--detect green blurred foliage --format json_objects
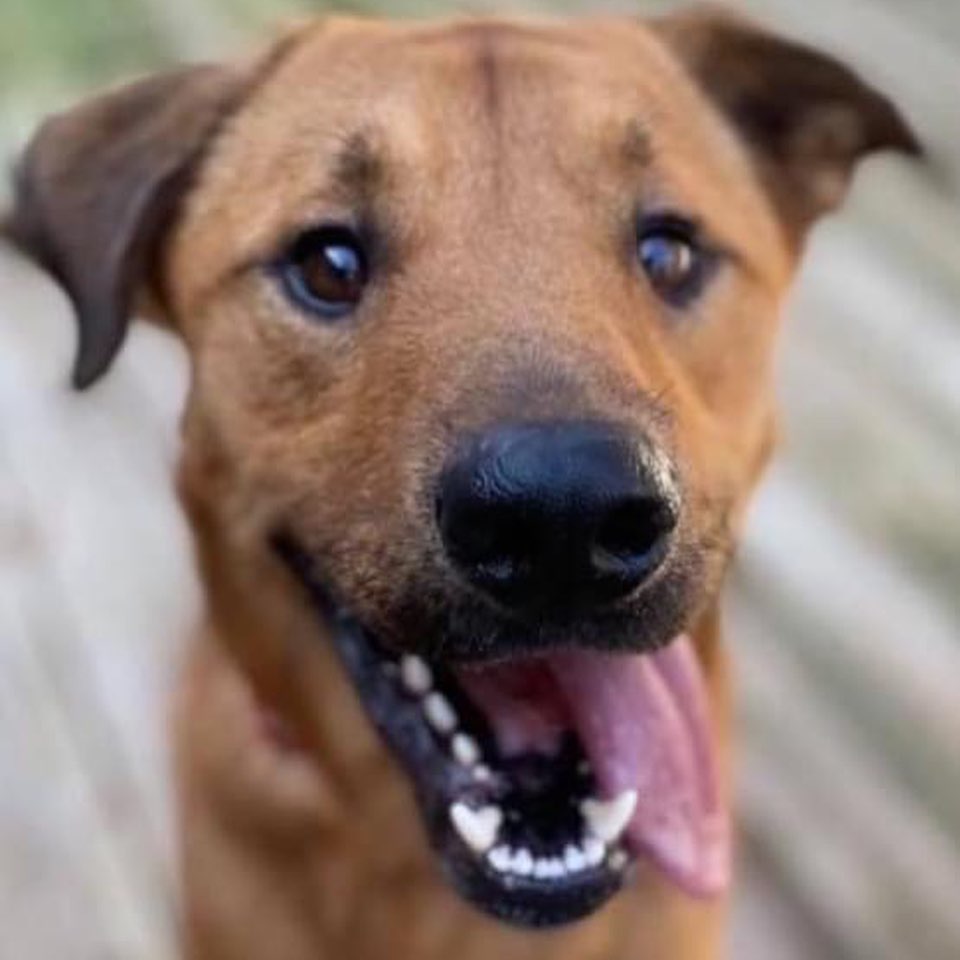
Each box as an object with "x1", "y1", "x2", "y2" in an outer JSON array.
[
  {"x1": 0, "y1": 0, "x2": 676, "y2": 98},
  {"x1": 1, "y1": 0, "x2": 174, "y2": 92}
]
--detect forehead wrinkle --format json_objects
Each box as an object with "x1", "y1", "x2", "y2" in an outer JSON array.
[
  {"x1": 405, "y1": 18, "x2": 583, "y2": 52},
  {"x1": 470, "y1": 28, "x2": 508, "y2": 203},
  {"x1": 474, "y1": 32, "x2": 502, "y2": 128}
]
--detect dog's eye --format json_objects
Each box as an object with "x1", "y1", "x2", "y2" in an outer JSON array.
[
  {"x1": 636, "y1": 217, "x2": 708, "y2": 306},
  {"x1": 280, "y1": 226, "x2": 368, "y2": 319}
]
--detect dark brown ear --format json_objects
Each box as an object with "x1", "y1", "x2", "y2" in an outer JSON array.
[
  {"x1": 652, "y1": 7, "x2": 921, "y2": 243},
  {"x1": 5, "y1": 63, "x2": 254, "y2": 388}
]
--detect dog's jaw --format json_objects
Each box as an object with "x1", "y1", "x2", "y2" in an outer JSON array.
[{"x1": 271, "y1": 534, "x2": 729, "y2": 928}]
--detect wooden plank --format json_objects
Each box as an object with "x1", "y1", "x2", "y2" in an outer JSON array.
[
  {"x1": 731, "y1": 594, "x2": 960, "y2": 960},
  {"x1": 776, "y1": 299, "x2": 960, "y2": 618},
  {"x1": 0, "y1": 447, "x2": 175, "y2": 960},
  {"x1": 0, "y1": 245, "x2": 186, "y2": 958},
  {"x1": 742, "y1": 469, "x2": 960, "y2": 778},
  {"x1": 792, "y1": 221, "x2": 960, "y2": 446}
]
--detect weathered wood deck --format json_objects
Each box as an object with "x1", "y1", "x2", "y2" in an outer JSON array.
[{"x1": 1, "y1": 1, "x2": 958, "y2": 958}]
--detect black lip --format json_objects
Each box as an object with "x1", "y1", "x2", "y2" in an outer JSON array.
[{"x1": 273, "y1": 533, "x2": 631, "y2": 928}]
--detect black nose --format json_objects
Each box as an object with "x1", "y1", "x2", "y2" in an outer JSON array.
[{"x1": 436, "y1": 421, "x2": 679, "y2": 614}]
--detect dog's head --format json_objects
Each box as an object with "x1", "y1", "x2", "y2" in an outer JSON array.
[{"x1": 8, "y1": 9, "x2": 916, "y2": 929}]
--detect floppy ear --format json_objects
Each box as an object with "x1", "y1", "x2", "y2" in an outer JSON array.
[
  {"x1": 652, "y1": 8, "x2": 921, "y2": 244},
  {"x1": 5, "y1": 63, "x2": 255, "y2": 388}
]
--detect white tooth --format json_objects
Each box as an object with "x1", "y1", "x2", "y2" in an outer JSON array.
[
  {"x1": 450, "y1": 803, "x2": 502, "y2": 854},
  {"x1": 489, "y1": 845, "x2": 511, "y2": 872},
  {"x1": 533, "y1": 857, "x2": 553, "y2": 879},
  {"x1": 511, "y1": 848, "x2": 533, "y2": 876},
  {"x1": 545, "y1": 858, "x2": 566, "y2": 878},
  {"x1": 581, "y1": 790, "x2": 638, "y2": 844},
  {"x1": 451, "y1": 733, "x2": 480, "y2": 767},
  {"x1": 577, "y1": 760, "x2": 592, "y2": 776},
  {"x1": 400, "y1": 655, "x2": 432, "y2": 694},
  {"x1": 472, "y1": 764, "x2": 492, "y2": 783},
  {"x1": 583, "y1": 835, "x2": 605, "y2": 867},
  {"x1": 563, "y1": 844, "x2": 587, "y2": 873},
  {"x1": 608, "y1": 848, "x2": 629, "y2": 871},
  {"x1": 424, "y1": 692, "x2": 457, "y2": 734}
]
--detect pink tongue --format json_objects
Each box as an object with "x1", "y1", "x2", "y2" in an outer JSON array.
[{"x1": 458, "y1": 636, "x2": 729, "y2": 898}]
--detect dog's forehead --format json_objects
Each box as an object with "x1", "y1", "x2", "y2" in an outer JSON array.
[
  {"x1": 288, "y1": 16, "x2": 653, "y2": 87},
  {"x1": 249, "y1": 17, "x2": 683, "y2": 167},
  {"x1": 172, "y1": 16, "x2": 786, "y2": 297}
]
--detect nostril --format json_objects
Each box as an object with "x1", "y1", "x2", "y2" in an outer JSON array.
[
  {"x1": 482, "y1": 510, "x2": 538, "y2": 572},
  {"x1": 592, "y1": 497, "x2": 676, "y2": 576},
  {"x1": 437, "y1": 493, "x2": 538, "y2": 586}
]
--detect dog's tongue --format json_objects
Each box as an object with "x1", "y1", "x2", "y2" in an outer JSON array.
[
  {"x1": 457, "y1": 636, "x2": 729, "y2": 897},
  {"x1": 550, "y1": 639, "x2": 730, "y2": 896}
]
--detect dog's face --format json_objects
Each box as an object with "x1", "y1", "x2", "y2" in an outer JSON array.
[
  {"x1": 174, "y1": 17, "x2": 792, "y2": 661},
  {"x1": 9, "y1": 10, "x2": 916, "y2": 930}
]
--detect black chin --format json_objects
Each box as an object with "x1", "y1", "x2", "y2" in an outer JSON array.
[
  {"x1": 274, "y1": 535, "x2": 635, "y2": 929},
  {"x1": 442, "y1": 843, "x2": 624, "y2": 929}
]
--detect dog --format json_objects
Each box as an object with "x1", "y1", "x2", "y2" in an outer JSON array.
[{"x1": 6, "y1": 8, "x2": 917, "y2": 959}]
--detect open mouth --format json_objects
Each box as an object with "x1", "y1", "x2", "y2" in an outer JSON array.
[{"x1": 277, "y1": 538, "x2": 729, "y2": 928}]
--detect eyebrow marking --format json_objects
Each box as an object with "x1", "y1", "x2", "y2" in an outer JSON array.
[
  {"x1": 621, "y1": 119, "x2": 654, "y2": 168},
  {"x1": 331, "y1": 130, "x2": 384, "y2": 201}
]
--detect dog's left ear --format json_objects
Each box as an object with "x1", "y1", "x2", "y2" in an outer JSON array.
[
  {"x1": 652, "y1": 8, "x2": 921, "y2": 244},
  {"x1": 5, "y1": 62, "x2": 255, "y2": 389}
]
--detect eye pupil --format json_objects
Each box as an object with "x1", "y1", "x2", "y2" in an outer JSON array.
[{"x1": 283, "y1": 226, "x2": 368, "y2": 318}]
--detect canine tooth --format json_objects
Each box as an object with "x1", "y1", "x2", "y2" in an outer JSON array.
[
  {"x1": 608, "y1": 848, "x2": 629, "y2": 871},
  {"x1": 451, "y1": 733, "x2": 480, "y2": 767},
  {"x1": 563, "y1": 844, "x2": 587, "y2": 873},
  {"x1": 581, "y1": 789, "x2": 638, "y2": 844},
  {"x1": 511, "y1": 848, "x2": 534, "y2": 876},
  {"x1": 400, "y1": 655, "x2": 432, "y2": 694},
  {"x1": 583, "y1": 836, "x2": 605, "y2": 868},
  {"x1": 489, "y1": 845, "x2": 511, "y2": 872},
  {"x1": 424, "y1": 692, "x2": 457, "y2": 734},
  {"x1": 450, "y1": 803, "x2": 502, "y2": 854}
]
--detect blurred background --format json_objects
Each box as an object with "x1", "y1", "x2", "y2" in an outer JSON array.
[{"x1": 1, "y1": 0, "x2": 958, "y2": 957}]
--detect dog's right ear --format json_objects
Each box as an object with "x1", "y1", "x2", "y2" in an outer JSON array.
[{"x1": 5, "y1": 62, "x2": 256, "y2": 389}]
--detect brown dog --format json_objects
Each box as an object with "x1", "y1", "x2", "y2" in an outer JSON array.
[{"x1": 7, "y1": 8, "x2": 917, "y2": 959}]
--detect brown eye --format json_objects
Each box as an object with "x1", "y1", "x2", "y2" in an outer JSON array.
[
  {"x1": 637, "y1": 216, "x2": 710, "y2": 306},
  {"x1": 281, "y1": 225, "x2": 368, "y2": 319}
]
